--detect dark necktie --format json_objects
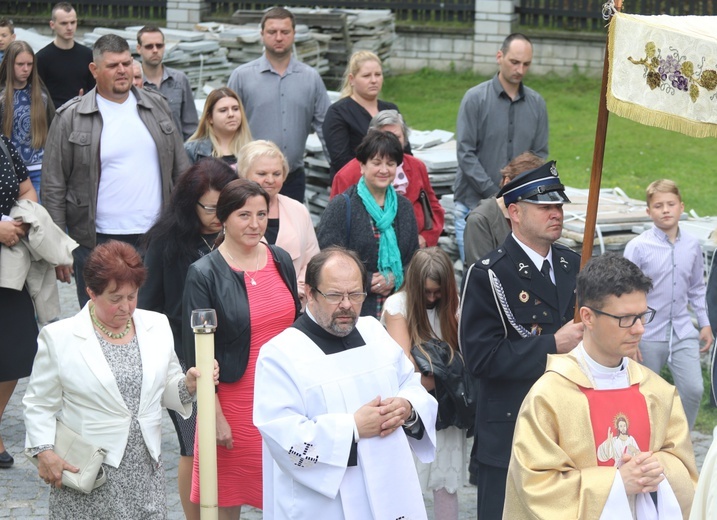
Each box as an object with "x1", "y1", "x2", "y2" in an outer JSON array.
[{"x1": 541, "y1": 259, "x2": 554, "y2": 285}]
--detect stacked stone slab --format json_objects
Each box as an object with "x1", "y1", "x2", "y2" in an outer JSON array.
[{"x1": 231, "y1": 8, "x2": 395, "y2": 89}]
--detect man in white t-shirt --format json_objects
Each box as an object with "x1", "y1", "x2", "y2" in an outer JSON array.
[{"x1": 42, "y1": 34, "x2": 190, "y2": 306}]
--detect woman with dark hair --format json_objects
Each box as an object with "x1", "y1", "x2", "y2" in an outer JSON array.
[
  {"x1": 317, "y1": 130, "x2": 418, "y2": 318},
  {"x1": 185, "y1": 88, "x2": 253, "y2": 167},
  {"x1": 140, "y1": 157, "x2": 236, "y2": 520},
  {"x1": 182, "y1": 178, "x2": 301, "y2": 518},
  {"x1": 0, "y1": 40, "x2": 55, "y2": 196},
  {"x1": 330, "y1": 110, "x2": 444, "y2": 248},
  {"x1": 23, "y1": 241, "x2": 218, "y2": 518},
  {"x1": 382, "y1": 247, "x2": 467, "y2": 520}
]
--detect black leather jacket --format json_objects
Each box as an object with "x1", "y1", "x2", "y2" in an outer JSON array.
[{"x1": 182, "y1": 244, "x2": 301, "y2": 383}]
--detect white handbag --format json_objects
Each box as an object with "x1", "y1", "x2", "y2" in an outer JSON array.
[{"x1": 26, "y1": 420, "x2": 107, "y2": 494}]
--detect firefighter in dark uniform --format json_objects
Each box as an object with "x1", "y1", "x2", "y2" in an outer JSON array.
[{"x1": 460, "y1": 161, "x2": 585, "y2": 519}]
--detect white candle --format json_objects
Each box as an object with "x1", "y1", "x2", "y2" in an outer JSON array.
[{"x1": 192, "y1": 310, "x2": 218, "y2": 520}]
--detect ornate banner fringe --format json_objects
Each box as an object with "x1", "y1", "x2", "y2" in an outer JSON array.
[{"x1": 607, "y1": 12, "x2": 717, "y2": 138}]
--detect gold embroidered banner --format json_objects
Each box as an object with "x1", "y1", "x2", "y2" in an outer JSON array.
[{"x1": 607, "y1": 12, "x2": 717, "y2": 138}]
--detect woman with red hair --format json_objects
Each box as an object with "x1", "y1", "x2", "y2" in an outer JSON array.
[{"x1": 23, "y1": 241, "x2": 218, "y2": 518}]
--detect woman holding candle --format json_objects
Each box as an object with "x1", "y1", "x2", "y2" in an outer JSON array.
[
  {"x1": 237, "y1": 140, "x2": 319, "y2": 306},
  {"x1": 182, "y1": 178, "x2": 301, "y2": 518},
  {"x1": 140, "y1": 157, "x2": 236, "y2": 520},
  {"x1": 23, "y1": 241, "x2": 218, "y2": 518},
  {"x1": 184, "y1": 87, "x2": 253, "y2": 168},
  {"x1": 317, "y1": 130, "x2": 418, "y2": 319}
]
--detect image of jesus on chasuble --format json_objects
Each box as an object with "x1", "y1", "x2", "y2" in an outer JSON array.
[{"x1": 503, "y1": 352, "x2": 697, "y2": 519}]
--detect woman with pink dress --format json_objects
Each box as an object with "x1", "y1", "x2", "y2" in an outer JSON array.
[{"x1": 182, "y1": 178, "x2": 301, "y2": 518}]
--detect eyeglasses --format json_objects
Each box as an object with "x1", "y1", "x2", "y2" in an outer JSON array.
[
  {"x1": 586, "y1": 306, "x2": 656, "y2": 328},
  {"x1": 196, "y1": 201, "x2": 217, "y2": 214},
  {"x1": 142, "y1": 43, "x2": 165, "y2": 50},
  {"x1": 315, "y1": 288, "x2": 367, "y2": 304}
]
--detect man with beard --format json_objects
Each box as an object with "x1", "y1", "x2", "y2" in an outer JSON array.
[
  {"x1": 254, "y1": 246, "x2": 438, "y2": 520},
  {"x1": 41, "y1": 34, "x2": 189, "y2": 306},
  {"x1": 460, "y1": 161, "x2": 584, "y2": 519}
]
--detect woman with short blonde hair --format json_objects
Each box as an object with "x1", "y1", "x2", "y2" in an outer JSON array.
[{"x1": 238, "y1": 140, "x2": 319, "y2": 305}]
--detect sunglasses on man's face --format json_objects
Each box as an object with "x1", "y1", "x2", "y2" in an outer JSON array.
[{"x1": 142, "y1": 43, "x2": 165, "y2": 50}]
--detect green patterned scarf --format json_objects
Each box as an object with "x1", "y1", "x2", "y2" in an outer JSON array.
[{"x1": 357, "y1": 177, "x2": 404, "y2": 287}]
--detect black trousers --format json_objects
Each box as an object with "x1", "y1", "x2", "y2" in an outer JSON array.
[
  {"x1": 72, "y1": 233, "x2": 144, "y2": 307},
  {"x1": 279, "y1": 166, "x2": 306, "y2": 204},
  {"x1": 477, "y1": 462, "x2": 508, "y2": 520}
]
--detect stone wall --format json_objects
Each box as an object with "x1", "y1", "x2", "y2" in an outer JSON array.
[
  {"x1": 389, "y1": 26, "x2": 475, "y2": 72},
  {"x1": 389, "y1": 27, "x2": 606, "y2": 77}
]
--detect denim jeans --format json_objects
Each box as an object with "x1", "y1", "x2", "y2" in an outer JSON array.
[{"x1": 453, "y1": 201, "x2": 470, "y2": 263}]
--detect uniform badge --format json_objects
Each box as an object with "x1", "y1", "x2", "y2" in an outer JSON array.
[
  {"x1": 560, "y1": 256, "x2": 570, "y2": 271},
  {"x1": 550, "y1": 164, "x2": 558, "y2": 176},
  {"x1": 519, "y1": 291, "x2": 529, "y2": 303},
  {"x1": 530, "y1": 324, "x2": 543, "y2": 336},
  {"x1": 518, "y1": 262, "x2": 530, "y2": 276},
  {"x1": 482, "y1": 259, "x2": 490, "y2": 265}
]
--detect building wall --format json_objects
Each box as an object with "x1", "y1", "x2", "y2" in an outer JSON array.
[{"x1": 389, "y1": 26, "x2": 606, "y2": 77}]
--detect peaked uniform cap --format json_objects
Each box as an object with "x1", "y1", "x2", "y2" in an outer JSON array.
[{"x1": 497, "y1": 160, "x2": 571, "y2": 205}]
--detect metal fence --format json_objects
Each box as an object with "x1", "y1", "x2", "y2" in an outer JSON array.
[
  {"x1": 3, "y1": 0, "x2": 715, "y2": 27},
  {"x1": 207, "y1": 1, "x2": 475, "y2": 23},
  {"x1": 0, "y1": 0, "x2": 166, "y2": 20},
  {"x1": 518, "y1": 0, "x2": 717, "y2": 31}
]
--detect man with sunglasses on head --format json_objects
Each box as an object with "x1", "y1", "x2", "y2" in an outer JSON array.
[
  {"x1": 136, "y1": 25, "x2": 198, "y2": 140},
  {"x1": 36, "y1": 2, "x2": 95, "y2": 108},
  {"x1": 460, "y1": 161, "x2": 583, "y2": 519},
  {"x1": 254, "y1": 246, "x2": 437, "y2": 519},
  {"x1": 504, "y1": 253, "x2": 697, "y2": 519}
]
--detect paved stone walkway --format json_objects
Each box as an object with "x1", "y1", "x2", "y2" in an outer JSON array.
[{"x1": 0, "y1": 280, "x2": 714, "y2": 518}]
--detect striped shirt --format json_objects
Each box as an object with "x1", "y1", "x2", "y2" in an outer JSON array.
[{"x1": 623, "y1": 225, "x2": 709, "y2": 341}]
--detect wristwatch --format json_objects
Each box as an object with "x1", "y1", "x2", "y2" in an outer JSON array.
[{"x1": 403, "y1": 404, "x2": 419, "y2": 428}]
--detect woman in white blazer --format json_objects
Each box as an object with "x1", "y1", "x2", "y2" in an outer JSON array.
[
  {"x1": 237, "y1": 140, "x2": 320, "y2": 307},
  {"x1": 23, "y1": 241, "x2": 218, "y2": 518}
]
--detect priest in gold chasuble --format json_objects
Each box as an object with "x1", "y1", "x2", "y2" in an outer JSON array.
[{"x1": 504, "y1": 254, "x2": 697, "y2": 519}]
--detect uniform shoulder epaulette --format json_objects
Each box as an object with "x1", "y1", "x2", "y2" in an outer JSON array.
[
  {"x1": 553, "y1": 242, "x2": 580, "y2": 257},
  {"x1": 475, "y1": 247, "x2": 507, "y2": 269}
]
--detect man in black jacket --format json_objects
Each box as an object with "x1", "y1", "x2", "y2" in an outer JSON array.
[{"x1": 460, "y1": 161, "x2": 584, "y2": 519}]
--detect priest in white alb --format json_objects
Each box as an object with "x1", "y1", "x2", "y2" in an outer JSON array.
[
  {"x1": 254, "y1": 246, "x2": 438, "y2": 520},
  {"x1": 504, "y1": 253, "x2": 697, "y2": 519}
]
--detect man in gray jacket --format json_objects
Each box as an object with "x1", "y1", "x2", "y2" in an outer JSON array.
[{"x1": 41, "y1": 34, "x2": 190, "y2": 306}]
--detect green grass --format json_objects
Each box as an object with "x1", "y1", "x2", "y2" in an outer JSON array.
[
  {"x1": 383, "y1": 69, "x2": 717, "y2": 215},
  {"x1": 383, "y1": 68, "x2": 717, "y2": 433}
]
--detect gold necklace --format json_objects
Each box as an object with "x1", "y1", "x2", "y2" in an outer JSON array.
[
  {"x1": 200, "y1": 234, "x2": 216, "y2": 252},
  {"x1": 90, "y1": 304, "x2": 132, "y2": 339},
  {"x1": 224, "y1": 246, "x2": 260, "y2": 286}
]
